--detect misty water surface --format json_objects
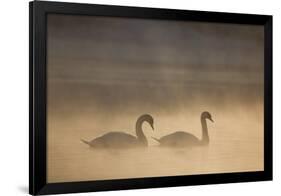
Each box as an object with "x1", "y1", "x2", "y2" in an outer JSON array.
[{"x1": 46, "y1": 14, "x2": 264, "y2": 183}]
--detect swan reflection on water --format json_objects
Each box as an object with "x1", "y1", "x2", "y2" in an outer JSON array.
[
  {"x1": 81, "y1": 111, "x2": 213, "y2": 149},
  {"x1": 81, "y1": 114, "x2": 154, "y2": 148}
]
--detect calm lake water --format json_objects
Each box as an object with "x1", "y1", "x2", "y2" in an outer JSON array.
[
  {"x1": 46, "y1": 15, "x2": 264, "y2": 183},
  {"x1": 47, "y1": 106, "x2": 263, "y2": 183}
]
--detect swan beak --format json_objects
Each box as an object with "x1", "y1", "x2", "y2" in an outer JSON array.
[
  {"x1": 210, "y1": 118, "x2": 214, "y2": 122},
  {"x1": 151, "y1": 124, "x2": 154, "y2": 130}
]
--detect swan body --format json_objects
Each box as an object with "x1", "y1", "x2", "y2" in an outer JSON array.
[
  {"x1": 81, "y1": 114, "x2": 154, "y2": 148},
  {"x1": 153, "y1": 111, "x2": 213, "y2": 147},
  {"x1": 152, "y1": 131, "x2": 200, "y2": 147},
  {"x1": 81, "y1": 132, "x2": 140, "y2": 148}
]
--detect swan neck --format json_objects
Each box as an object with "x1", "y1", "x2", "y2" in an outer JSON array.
[
  {"x1": 136, "y1": 118, "x2": 148, "y2": 146},
  {"x1": 201, "y1": 117, "x2": 209, "y2": 145}
]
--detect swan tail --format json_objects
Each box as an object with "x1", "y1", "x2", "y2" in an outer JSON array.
[
  {"x1": 81, "y1": 139, "x2": 91, "y2": 146},
  {"x1": 151, "y1": 137, "x2": 161, "y2": 143}
]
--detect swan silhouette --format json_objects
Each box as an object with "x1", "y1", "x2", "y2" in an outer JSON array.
[
  {"x1": 81, "y1": 114, "x2": 154, "y2": 148},
  {"x1": 152, "y1": 111, "x2": 213, "y2": 147}
]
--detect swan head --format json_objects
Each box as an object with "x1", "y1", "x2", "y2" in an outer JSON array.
[
  {"x1": 201, "y1": 111, "x2": 214, "y2": 122},
  {"x1": 139, "y1": 114, "x2": 154, "y2": 130}
]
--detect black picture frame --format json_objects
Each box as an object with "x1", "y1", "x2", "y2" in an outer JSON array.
[{"x1": 29, "y1": 1, "x2": 273, "y2": 195}]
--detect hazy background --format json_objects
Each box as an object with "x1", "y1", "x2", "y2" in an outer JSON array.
[{"x1": 47, "y1": 14, "x2": 264, "y2": 183}]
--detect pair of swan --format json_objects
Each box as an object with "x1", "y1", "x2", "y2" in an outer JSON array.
[{"x1": 81, "y1": 112, "x2": 214, "y2": 148}]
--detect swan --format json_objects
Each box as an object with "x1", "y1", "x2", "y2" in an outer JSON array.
[
  {"x1": 81, "y1": 114, "x2": 154, "y2": 148},
  {"x1": 152, "y1": 111, "x2": 213, "y2": 147}
]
